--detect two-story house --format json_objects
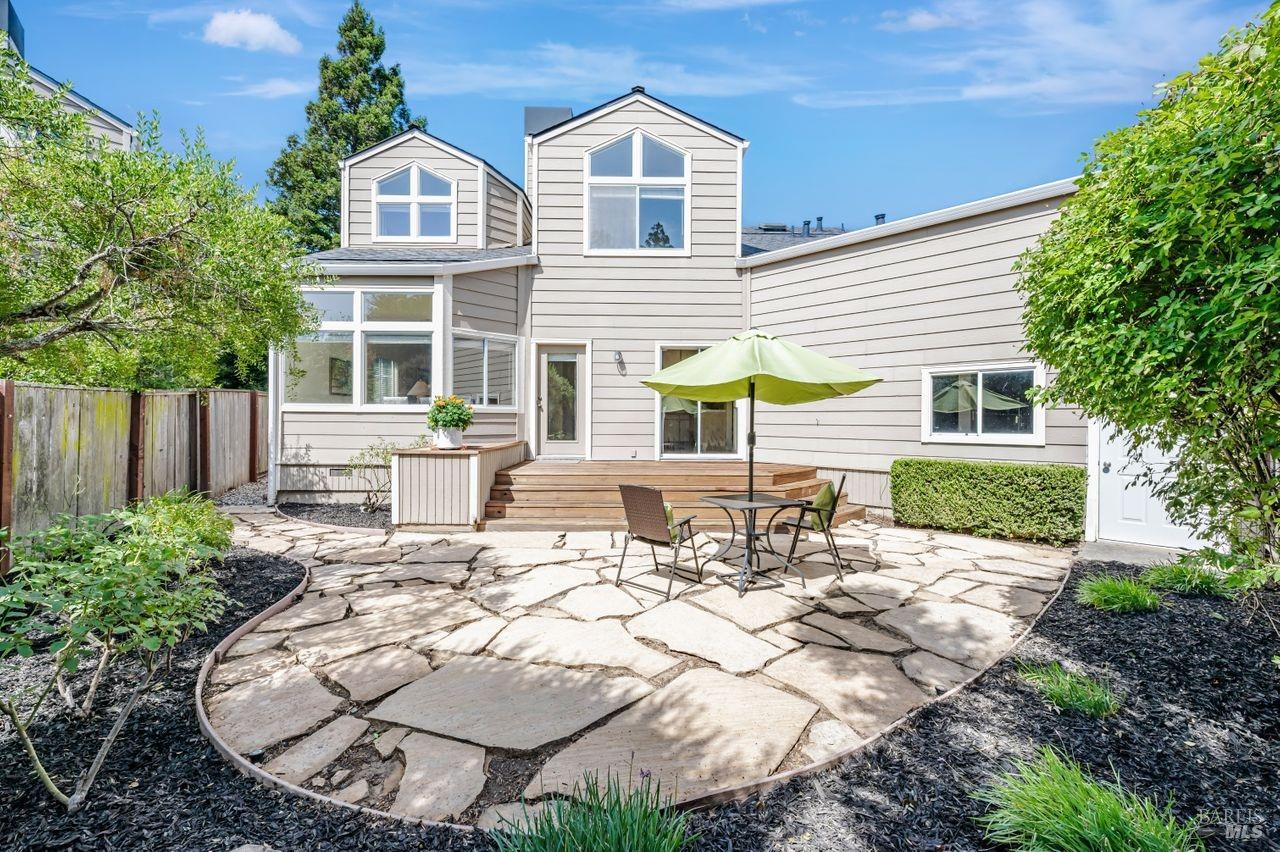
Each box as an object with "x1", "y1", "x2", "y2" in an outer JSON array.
[{"x1": 269, "y1": 86, "x2": 1199, "y2": 551}]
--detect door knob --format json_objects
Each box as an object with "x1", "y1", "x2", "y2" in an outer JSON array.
[{"x1": 1102, "y1": 462, "x2": 1111, "y2": 473}]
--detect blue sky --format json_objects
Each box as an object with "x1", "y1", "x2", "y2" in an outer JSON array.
[{"x1": 25, "y1": 0, "x2": 1266, "y2": 227}]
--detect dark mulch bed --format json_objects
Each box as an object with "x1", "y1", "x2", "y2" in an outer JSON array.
[
  {"x1": 0, "y1": 549, "x2": 486, "y2": 851},
  {"x1": 692, "y1": 560, "x2": 1280, "y2": 851},
  {"x1": 278, "y1": 502, "x2": 390, "y2": 531}
]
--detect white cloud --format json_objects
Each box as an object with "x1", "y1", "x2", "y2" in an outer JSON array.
[
  {"x1": 203, "y1": 9, "x2": 302, "y2": 54},
  {"x1": 741, "y1": 12, "x2": 768, "y2": 33},
  {"x1": 226, "y1": 77, "x2": 311, "y2": 98},
  {"x1": 805, "y1": 0, "x2": 1252, "y2": 110},
  {"x1": 878, "y1": 0, "x2": 991, "y2": 32},
  {"x1": 403, "y1": 42, "x2": 808, "y2": 99}
]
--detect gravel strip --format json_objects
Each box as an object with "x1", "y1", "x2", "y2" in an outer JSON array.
[
  {"x1": 278, "y1": 502, "x2": 391, "y2": 531},
  {"x1": 215, "y1": 478, "x2": 268, "y2": 507},
  {"x1": 691, "y1": 559, "x2": 1280, "y2": 850},
  {"x1": 0, "y1": 549, "x2": 486, "y2": 851}
]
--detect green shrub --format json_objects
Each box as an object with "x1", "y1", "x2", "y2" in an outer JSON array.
[
  {"x1": 1018, "y1": 661, "x2": 1120, "y2": 717},
  {"x1": 975, "y1": 747, "x2": 1203, "y2": 851},
  {"x1": 0, "y1": 491, "x2": 229, "y2": 812},
  {"x1": 1141, "y1": 562, "x2": 1231, "y2": 598},
  {"x1": 889, "y1": 458, "x2": 1086, "y2": 544},
  {"x1": 494, "y1": 772, "x2": 695, "y2": 852},
  {"x1": 1077, "y1": 575, "x2": 1162, "y2": 613}
]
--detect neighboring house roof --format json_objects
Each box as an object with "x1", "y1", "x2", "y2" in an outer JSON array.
[
  {"x1": 305, "y1": 245, "x2": 537, "y2": 276},
  {"x1": 741, "y1": 226, "x2": 847, "y2": 257},
  {"x1": 528, "y1": 86, "x2": 747, "y2": 148},
  {"x1": 343, "y1": 126, "x2": 527, "y2": 200},
  {"x1": 27, "y1": 62, "x2": 133, "y2": 136},
  {"x1": 738, "y1": 177, "x2": 1079, "y2": 269}
]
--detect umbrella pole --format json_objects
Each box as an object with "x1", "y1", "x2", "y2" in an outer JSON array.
[{"x1": 747, "y1": 378, "x2": 756, "y2": 500}]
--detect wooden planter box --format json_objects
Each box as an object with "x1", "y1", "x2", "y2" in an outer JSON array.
[{"x1": 391, "y1": 440, "x2": 527, "y2": 529}]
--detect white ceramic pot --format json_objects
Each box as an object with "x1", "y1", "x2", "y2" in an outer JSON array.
[{"x1": 434, "y1": 427, "x2": 464, "y2": 450}]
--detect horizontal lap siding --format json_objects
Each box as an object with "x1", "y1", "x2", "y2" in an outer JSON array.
[
  {"x1": 532, "y1": 101, "x2": 745, "y2": 460},
  {"x1": 279, "y1": 410, "x2": 519, "y2": 466},
  {"x1": 347, "y1": 137, "x2": 479, "y2": 247},
  {"x1": 486, "y1": 175, "x2": 519, "y2": 247},
  {"x1": 453, "y1": 268, "x2": 519, "y2": 335},
  {"x1": 748, "y1": 199, "x2": 1087, "y2": 495}
]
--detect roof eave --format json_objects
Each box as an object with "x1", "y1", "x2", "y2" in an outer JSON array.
[{"x1": 309, "y1": 254, "x2": 540, "y2": 277}]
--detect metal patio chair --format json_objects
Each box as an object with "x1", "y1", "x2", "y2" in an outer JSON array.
[
  {"x1": 615, "y1": 484, "x2": 704, "y2": 601},
  {"x1": 780, "y1": 474, "x2": 852, "y2": 582}
]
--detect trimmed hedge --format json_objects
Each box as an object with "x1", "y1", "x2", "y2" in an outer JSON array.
[{"x1": 889, "y1": 458, "x2": 1086, "y2": 545}]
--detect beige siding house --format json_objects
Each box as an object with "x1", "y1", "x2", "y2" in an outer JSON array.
[{"x1": 269, "y1": 87, "x2": 1194, "y2": 548}]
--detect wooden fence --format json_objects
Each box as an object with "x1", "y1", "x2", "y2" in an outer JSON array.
[{"x1": 0, "y1": 382, "x2": 268, "y2": 537}]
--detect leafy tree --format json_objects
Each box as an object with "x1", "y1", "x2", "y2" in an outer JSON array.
[
  {"x1": 644, "y1": 222, "x2": 671, "y2": 248},
  {"x1": 1017, "y1": 5, "x2": 1280, "y2": 582},
  {"x1": 267, "y1": 0, "x2": 423, "y2": 251},
  {"x1": 0, "y1": 46, "x2": 316, "y2": 389}
]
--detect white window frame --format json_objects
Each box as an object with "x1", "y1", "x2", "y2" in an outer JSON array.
[
  {"x1": 919, "y1": 361, "x2": 1046, "y2": 446},
  {"x1": 583, "y1": 129, "x2": 692, "y2": 258},
  {"x1": 372, "y1": 162, "x2": 457, "y2": 243},
  {"x1": 282, "y1": 285, "x2": 440, "y2": 412},
  {"x1": 653, "y1": 341, "x2": 746, "y2": 460},
  {"x1": 450, "y1": 330, "x2": 521, "y2": 413}
]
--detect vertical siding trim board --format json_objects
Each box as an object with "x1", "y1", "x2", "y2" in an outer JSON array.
[
  {"x1": 478, "y1": 166, "x2": 488, "y2": 249},
  {"x1": 436, "y1": 275, "x2": 453, "y2": 396}
]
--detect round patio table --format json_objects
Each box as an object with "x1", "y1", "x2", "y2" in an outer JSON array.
[{"x1": 701, "y1": 493, "x2": 805, "y2": 597}]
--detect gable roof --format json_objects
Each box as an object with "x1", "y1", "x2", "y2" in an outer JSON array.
[
  {"x1": 742, "y1": 225, "x2": 846, "y2": 256},
  {"x1": 342, "y1": 126, "x2": 527, "y2": 200},
  {"x1": 527, "y1": 87, "x2": 747, "y2": 148},
  {"x1": 28, "y1": 62, "x2": 133, "y2": 136}
]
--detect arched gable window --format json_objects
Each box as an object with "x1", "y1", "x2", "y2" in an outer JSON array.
[
  {"x1": 375, "y1": 164, "x2": 456, "y2": 240},
  {"x1": 585, "y1": 131, "x2": 689, "y2": 253}
]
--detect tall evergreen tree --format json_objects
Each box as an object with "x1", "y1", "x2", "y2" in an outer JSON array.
[{"x1": 267, "y1": 1, "x2": 422, "y2": 251}]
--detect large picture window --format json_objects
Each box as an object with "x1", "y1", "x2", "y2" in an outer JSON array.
[
  {"x1": 285, "y1": 288, "x2": 434, "y2": 408},
  {"x1": 374, "y1": 164, "x2": 455, "y2": 241},
  {"x1": 586, "y1": 131, "x2": 688, "y2": 253},
  {"x1": 921, "y1": 363, "x2": 1044, "y2": 445},
  {"x1": 452, "y1": 335, "x2": 517, "y2": 407},
  {"x1": 658, "y1": 346, "x2": 738, "y2": 456}
]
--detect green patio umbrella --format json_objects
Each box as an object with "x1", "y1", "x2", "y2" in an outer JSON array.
[
  {"x1": 642, "y1": 329, "x2": 881, "y2": 498},
  {"x1": 931, "y1": 377, "x2": 1025, "y2": 413}
]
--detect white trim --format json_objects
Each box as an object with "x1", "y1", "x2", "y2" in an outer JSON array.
[
  {"x1": 477, "y1": 165, "x2": 488, "y2": 249},
  {"x1": 371, "y1": 162, "x2": 458, "y2": 243},
  {"x1": 1085, "y1": 418, "x2": 1102, "y2": 542},
  {"x1": 918, "y1": 361, "x2": 1046, "y2": 447},
  {"x1": 582, "y1": 128, "x2": 692, "y2": 258},
  {"x1": 468, "y1": 455, "x2": 481, "y2": 526},
  {"x1": 435, "y1": 275, "x2": 452, "y2": 398},
  {"x1": 340, "y1": 163, "x2": 350, "y2": 248},
  {"x1": 738, "y1": 177, "x2": 1079, "y2": 269},
  {"x1": 267, "y1": 347, "x2": 281, "y2": 504},
  {"x1": 531, "y1": 91, "x2": 747, "y2": 149},
  {"x1": 528, "y1": 338, "x2": 592, "y2": 460},
  {"x1": 735, "y1": 144, "x2": 745, "y2": 260},
  {"x1": 390, "y1": 455, "x2": 401, "y2": 526},
  {"x1": 342, "y1": 128, "x2": 528, "y2": 205},
  {"x1": 531, "y1": 143, "x2": 541, "y2": 255},
  {"x1": 652, "y1": 341, "x2": 747, "y2": 461},
  {"x1": 314, "y1": 254, "x2": 537, "y2": 277}
]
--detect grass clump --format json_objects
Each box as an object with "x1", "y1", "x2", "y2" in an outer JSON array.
[
  {"x1": 1077, "y1": 574, "x2": 1162, "y2": 612},
  {"x1": 1141, "y1": 562, "x2": 1231, "y2": 598},
  {"x1": 1018, "y1": 661, "x2": 1120, "y2": 717},
  {"x1": 493, "y1": 772, "x2": 695, "y2": 852},
  {"x1": 975, "y1": 747, "x2": 1203, "y2": 851}
]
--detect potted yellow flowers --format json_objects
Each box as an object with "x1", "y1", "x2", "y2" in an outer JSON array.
[{"x1": 426, "y1": 395, "x2": 474, "y2": 449}]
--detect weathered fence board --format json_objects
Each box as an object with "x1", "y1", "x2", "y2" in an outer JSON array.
[{"x1": 0, "y1": 382, "x2": 269, "y2": 540}]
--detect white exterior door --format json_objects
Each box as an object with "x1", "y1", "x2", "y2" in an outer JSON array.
[
  {"x1": 1097, "y1": 425, "x2": 1202, "y2": 549},
  {"x1": 537, "y1": 345, "x2": 587, "y2": 457}
]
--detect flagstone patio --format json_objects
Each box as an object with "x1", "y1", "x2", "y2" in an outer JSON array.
[{"x1": 203, "y1": 506, "x2": 1072, "y2": 826}]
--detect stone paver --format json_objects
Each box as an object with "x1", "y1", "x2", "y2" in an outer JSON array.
[
  {"x1": 343, "y1": 584, "x2": 452, "y2": 614},
  {"x1": 901, "y1": 651, "x2": 977, "y2": 692},
  {"x1": 367, "y1": 562, "x2": 471, "y2": 585},
  {"x1": 959, "y1": 583, "x2": 1048, "y2": 617},
  {"x1": 802, "y1": 719, "x2": 864, "y2": 763},
  {"x1": 398, "y1": 544, "x2": 483, "y2": 564},
  {"x1": 477, "y1": 801, "x2": 552, "y2": 832},
  {"x1": 288, "y1": 598, "x2": 489, "y2": 665},
  {"x1": 690, "y1": 584, "x2": 813, "y2": 631},
  {"x1": 821, "y1": 596, "x2": 873, "y2": 615},
  {"x1": 470, "y1": 565, "x2": 599, "y2": 612},
  {"x1": 555, "y1": 583, "x2": 644, "y2": 620},
  {"x1": 263, "y1": 715, "x2": 369, "y2": 784},
  {"x1": 800, "y1": 612, "x2": 911, "y2": 653},
  {"x1": 924, "y1": 576, "x2": 979, "y2": 598},
  {"x1": 225, "y1": 630, "x2": 288, "y2": 658},
  {"x1": 207, "y1": 665, "x2": 343, "y2": 754},
  {"x1": 839, "y1": 573, "x2": 918, "y2": 601},
  {"x1": 374, "y1": 727, "x2": 410, "y2": 758},
  {"x1": 764, "y1": 646, "x2": 928, "y2": 737},
  {"x1": 489, "y1": 616, "x2": 678, "y2": 677},
  {"x1": 628, "y1": 601, "x2": 785, "y2": 673},
  {"x1": 529, "y1": 668, "x2": 817, "y2": 803},
  {"x1": 334, "y1": 779, "x2": 369, "y2": 804},
  {"x1": 431, "y1": 616, "x2": 508, "y2": 654},
  {"x1": 369, "y1": 656, "x2": 653, "y2": 750},
  {"x1": 323, "y1": 646, "x2": 433, "y2": 702},
  {"x1": 976, "y1": 558, "x2": 1065, "y2": 581},
  {"x1": 210, "y1": 648, "x2": 294, "y2": 686},
  {"x1": 956, "y1": 570, "x2": 1060, "y2": 593},
  {"x1": 258, "y1": 596, "x2": 348, "y2": 632},
  {"x1": 333, "y1": 546, "x2": 401, "y2": 564},
  {"x1": 471, "y1": 548, "x2": 579, "y2": 571},
  {"x1": 876, "y1": 601, "x2": 1021, "y2": 669},
  {"x1": 773, "y1": 620, "x2": 849, "y2": 648},
  {"x1": 392, "y1": 733, "x2": 486, "y2": 821}
]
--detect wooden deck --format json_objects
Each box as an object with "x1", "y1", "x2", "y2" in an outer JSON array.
[{"x1": 479, "y1": 460, "x2": 864, "y2": 531}]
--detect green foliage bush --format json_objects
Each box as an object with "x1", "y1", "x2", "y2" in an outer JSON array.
[
  {"x1": 494, "y1": 772, "x2": 695, "y2": 852},
  {"x1": 1018, "y1": 661, "x2": 1121, "y2": 718},
  {"x1": 1076, "y1": 575, "x2": 1162, "y2": 613},
  {"x1": 0, "y1": 491, "x2": 229, "y2": 811},
  {"x1": 975, "y1": 747, "x2": 1203, "y2": 851},
  {"x1": 1141, "y1": 562, "x2": 1231, "y2": 598},
  {"x1": 889, "y1": 458, "x2": 1086, "y2": 544}
]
